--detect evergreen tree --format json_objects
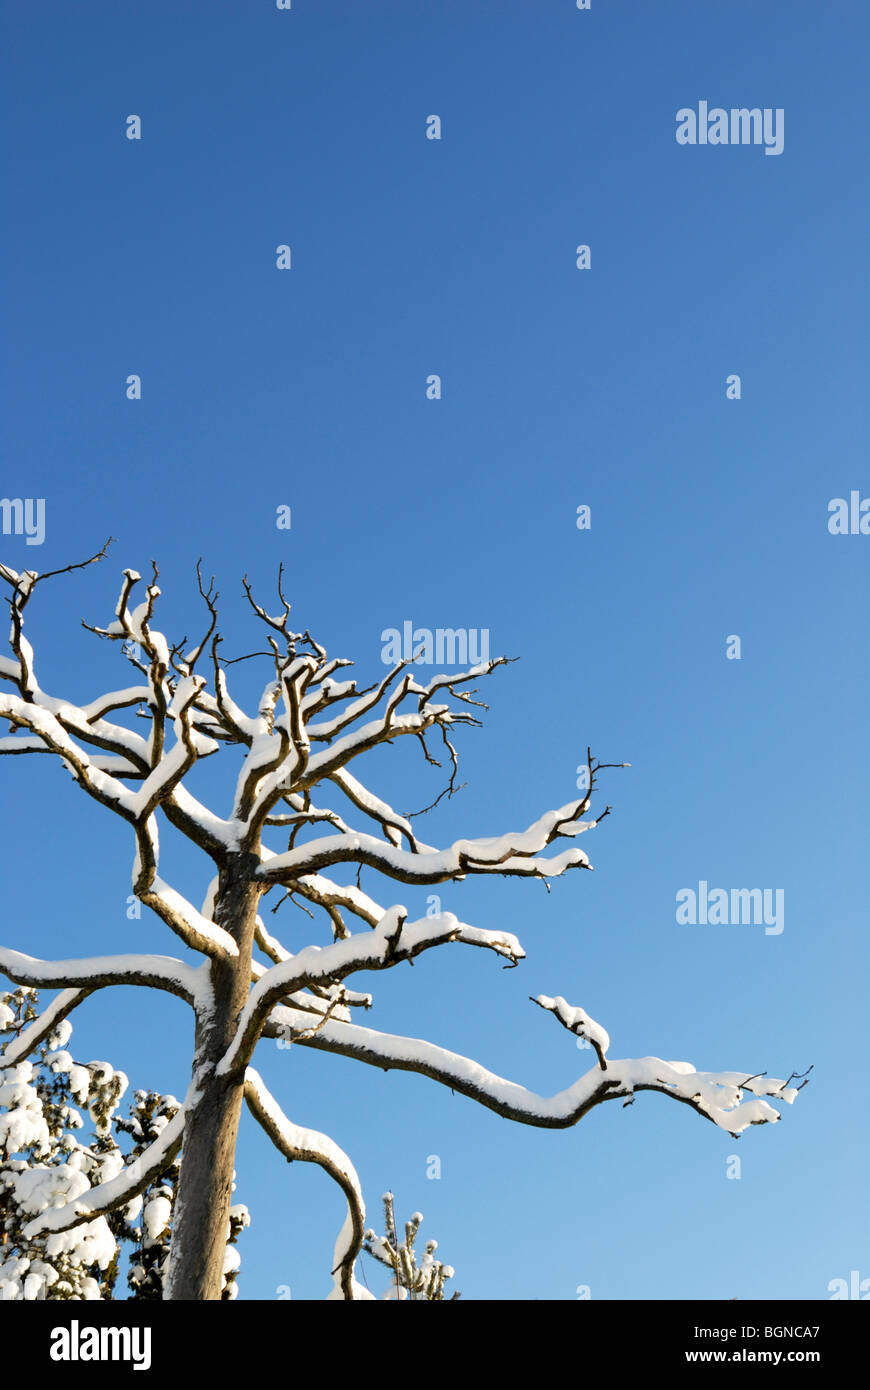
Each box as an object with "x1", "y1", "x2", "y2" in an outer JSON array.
[{"x1": 0, "y1": 987, "x2": 248, "y2": 1300}]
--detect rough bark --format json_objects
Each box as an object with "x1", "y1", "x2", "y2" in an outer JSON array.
[{"x1": 164, "y1": 855, "x2": 260, "y2": 1300}]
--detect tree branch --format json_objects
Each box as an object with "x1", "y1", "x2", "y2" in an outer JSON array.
[
  {"x1": 243, "y1": 1068, "x2": 372, "y2": 1300},
  {"x1": 267, "y1": 1009, "x2": 805, "y2": 1137}
]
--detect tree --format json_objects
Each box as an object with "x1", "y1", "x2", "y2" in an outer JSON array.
[
  {"x1": 0, "y1": 987, "x2": 248, "y2": 1300},
  {"x1": 0, "y1": 986, "x2": 124, "y2": 1301},
  {"x1": 363, "y1": 1193, "x2": 458, "y2": 1300},
  {"x1": 0, "y1": 547, "x2": 809, "y2": 1300}
]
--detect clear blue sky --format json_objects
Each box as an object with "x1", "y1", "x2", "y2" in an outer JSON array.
[{"x1": 1, "y1": 0, "x2": 867, "y2": 1300}]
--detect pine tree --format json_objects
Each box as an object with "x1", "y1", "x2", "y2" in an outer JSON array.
[
  {"x1": 0, "y1": 987, "x2": 248, "y2": 1300},
  {"x1": 363, "y1": 1193, "x2": 458, "y2": 1300}
]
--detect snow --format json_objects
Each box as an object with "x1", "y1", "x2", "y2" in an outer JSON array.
[
  {"x1": 162, "y1": 784, "x2": 238, "y2": 849},
  {"x1": 220, "y1": 909, "x2": 470, "y2": 1076},
  {"x1": 126, "y1": 598, "x2": 171, "y2": 671},
  {"x1": 141, "y1": 880, "x2": 239, "y2": 958},
  {"x1": 0, "y1": 1067, "x2": 51, "y2": 1156},
  {"x1": 535, "y1": 995, "x2": 611, "y2": 1056},
  {"x1": 22, "y1": 1099, "x2": 186, "y2": 1240},
  {"x1": 68, "y1": 1066, "x2": 91, "y2": 1104},
  {"x1": 227, "y1": 907, "x2": 525, "y2": 1076},
  {"x1": 98, "y1": 1150, "x2": 125, "y2": 1184},
  {"x1": 456, "y1": 923, "x2": 525, "y2": 962},
  {"x1": 1, "y1": 1255, "x2": 61, "y2": 1303},
  {"x1": 1, "y1": 566, "x2": 808, "y2": 1298},
  {"x1": 0, "y1": 953, "x2": 206, "y2": 1066},
  {"x1": 80, "y1": 685, "x2": 150, "y2": 722},
  {"x1": 44, "y1": 1049, "x2": 74, "y2": 1074},
  {"x1": 87, "y1": 1061, "x2": 114, "y2": 1085},
  {"x1": 46, "y1": 1018, "x2": 72, "y2": 1049},
  {"x1": 1, "y1": 989, "x2": 83, "y2": 1068},
  {"x1": 330, "y1": 767, "x2": 417, "y2": 844},
  {"x1": 214, "y1": 669, "x2": 261, "y2": 740},
  {"x1": 293, "y1": 869, "x2": 386, "y2": 926},
  {"x1": 244, "y1": 1068, "x2": 375, "y2": 1301},
  {"x1": 257, "y1": 825, "x2": 590, "y2": 886},
  {"x1": 265, "y1": 1005, "x2": 798, "y2": 1137},
  {"x1": 13, "y1": 1162, "x2": 92, "y2": 1214},
  {"x1": 142, "y1": 1194, "x2": 172, "y2": 1240}
]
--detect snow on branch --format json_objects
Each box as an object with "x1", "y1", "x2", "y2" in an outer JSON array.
[
  {"x1": 0, "y1": 691, "x2": 142, "y2": 821},
  {"x1": 138, "y1": 878, "x2": 239, "y2": 960},
  {"x1": 20, "y1": 1098, "x2": 185, "y2": 1240},
  {"x1": 303, "y1": 657, "x2": 420, "y2": 742},
  {"x1": 3, "y1": 559, "x2": 607, "y2": 903},
  {"x1": 266, "y1": 1007, "x2": 806, "y2": 1138},
  {"x1": 254, "y1": 816, "x2": 596, "y2": 889},
  {"x1": 0, "y1": 953, "x2": 204, "y2": 1067},
  {"x1": 226, "y1": 908, "x2": 524, "y2": 1077},
  {"x1": 0, "y1": 988, "x2": 91, "y2": 1066},
  {"x1": 0, "y1": 948, "x2": 202, "y2": 1004},
  {"x1": 327, "y1": 767, "x2": 420, "y2": 850},
  {"x1": 1, "y1": 556, "x2": 807, "y2": 1297},
  {"x1": 532, "y1": 994, "x2": 611, "y2": 1069},
  {"x1": 274, "y1": 869, "x2": 387, "y2": 929},
  {"x1": 363, "y1": 1193, "x2": 457, "y2": 1300},
  {"x1": 220, "y1": 908, "x2": 485, "y2": 1077},
  {"x1": 243, "y1": 1068, "x2": 373, "y2": 1300}
]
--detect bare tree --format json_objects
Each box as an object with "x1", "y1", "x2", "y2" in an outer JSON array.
[{"x1": 0, "y1": 547, "x2": 809, "y2": 1300}]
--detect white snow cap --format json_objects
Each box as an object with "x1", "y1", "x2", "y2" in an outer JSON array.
[
  {"x1": 142, "y1": 1194, "x2": 172, "y2": 1241},
  {"x1": 47, "y1": 1019, "x2": 73, "y2": 1050},
  {"x1": 535, "y1": 995, "x2": 611, "y2": 1056}
]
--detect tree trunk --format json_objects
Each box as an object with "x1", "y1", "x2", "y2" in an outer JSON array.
[{"x1": 164, "y1": 857, "x2": 260, "y2": 1300}]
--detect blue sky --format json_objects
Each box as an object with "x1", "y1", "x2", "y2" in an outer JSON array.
[{"x1": 1, "y1": 0, "x2": 867, "y2": 1300}]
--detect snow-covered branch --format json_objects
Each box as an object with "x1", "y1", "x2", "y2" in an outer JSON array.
[
  {"x1": 220, "y1": 908, "x2": 474, "y2": 1077},
  {"x1": 137, "y1": 878, "x2": 239, "y2": 960},
  {"x1": 243, "y1": 1068, "x2": 372, "y2": 1300},
  {"x1": 255, "y1": 801, "x2": 599, "y2": 889},
  {"x1": 0, "y1": 988, "x2": 91, "y2": 1066},
  {"x1": 20, "y1": 1101, "x2": 186, "y2": 1240},
  {"x1": 267, "y1": 1005, "x2": 804, "y2": 1137},
  {"x1": 0, "y1": 691, "x2": 142, "y2": 821},
  {"x1": 0, "y1": 953, "x2": 204, "y2": 1067},
  {"x1": 0, "y1": 948, "x2": 202, "y2": 1005},
  {"x1": 1, "y1": 556, "x2": 805, "y2": 1299},
  {"x1": 531, "y1": 994, "x2": 611, "y2": 1069}
]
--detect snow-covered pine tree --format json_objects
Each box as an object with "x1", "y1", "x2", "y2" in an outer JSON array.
[
  {"x1": 0, "y1": 987, "x2": 248, "y2": 1300},
  {"x1": 0, "y1": 547, "x2": 809, "y2": 1299},
  {"x1": 363, "y1": 1193, "x2": 458, "y2": 1300},
  {"x1": 0, "y1": 986, "x2": 122, "y2": 1300}
]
